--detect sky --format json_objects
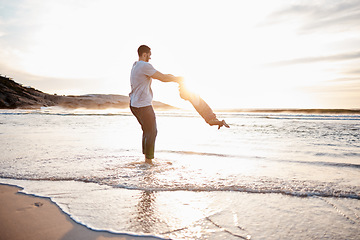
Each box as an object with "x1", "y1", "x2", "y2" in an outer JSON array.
[{"x1": 0, "y1": 0, "x2": 359, "y2": 109}]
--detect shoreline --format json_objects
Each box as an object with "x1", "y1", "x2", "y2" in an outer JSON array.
[
  {"x1": 1, "y1": 178, "x2": 359, "y2": 239},
  {"x1": 0, "y1": 184, "x2": 161, "y2": 240}
]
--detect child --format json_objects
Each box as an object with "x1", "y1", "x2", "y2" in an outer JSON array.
[{"x1": 178, "y1": 82, "x2": 230, "y2": 129}]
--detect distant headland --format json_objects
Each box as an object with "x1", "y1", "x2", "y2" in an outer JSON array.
[
  {"x1": 0, "y1": 75, "x2": 174, "y2": 110},
  {"x1": 1, "y1": 74, "x2": 359, "y2": 114}
]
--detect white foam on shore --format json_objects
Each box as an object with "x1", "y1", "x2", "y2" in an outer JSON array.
[{"x1": 1, "y1": 178, "x2": 360, "y2": 240}]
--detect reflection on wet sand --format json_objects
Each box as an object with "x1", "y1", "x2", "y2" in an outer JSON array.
[
  {"x1": 134, "y1": 190, "x2": 158, "y2": 233},
  {"x1": 129, "y1": 169, "x2": 166, "y2": 233}
]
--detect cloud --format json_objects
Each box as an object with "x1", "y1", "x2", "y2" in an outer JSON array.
[
  {"x1": 263, "y1": 0, "x2": 360, "y2": 34},
  {"x1": 301, "y1": 80, "x2": 360, "y2": 108},
  {"x1": 330, "y1": 77, "x2": 360, "y2": 83},
  {"x1": 344, "y1": 69, "x2": 360, "y2": 75},
  {"x1": 267, "y1": 51, "x2": 360, "y2": 66},
  {"x1": 309, "y1": 81, "x2": 360, "y2": 93}
]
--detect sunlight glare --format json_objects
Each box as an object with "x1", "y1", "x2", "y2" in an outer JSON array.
[{"x1": 5, "y1": 0, "x2": 357, "y2": 109}]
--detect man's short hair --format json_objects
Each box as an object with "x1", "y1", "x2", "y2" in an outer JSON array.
[{"x1": 138, "y1": 45, "x2": 151, "y2": 57}]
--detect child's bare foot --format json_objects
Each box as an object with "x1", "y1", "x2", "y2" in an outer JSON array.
[
  {"x1": 221, "y1": 120, "x2": 230, "y2": 129},
  {"x1": 207, "y1": 119, "x2": 230, "y2": 129}
]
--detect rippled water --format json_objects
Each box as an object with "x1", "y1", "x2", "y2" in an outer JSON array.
[{"x1": 1, "y1": 108, "x2": 359, "y2": 239}]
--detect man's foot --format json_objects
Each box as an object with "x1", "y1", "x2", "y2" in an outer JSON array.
[{"x1": 145, "y1": 158, "x2": 154, "y2": 165}]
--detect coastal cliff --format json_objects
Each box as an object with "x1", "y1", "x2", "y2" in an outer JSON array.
[{"x1": 0, "y1": 75, "x2": 173, "y2": 109}]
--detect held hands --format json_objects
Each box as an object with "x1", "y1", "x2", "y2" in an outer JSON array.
[
  {"x1": 177, "y1": 80, "x2": 193, "y2": 101},
  {"x1": 173, "y1": 75, "x2": 184, "y2": 84},
  {"x1": 176, "y1": 76, "x2": 184, "y2": 84},
  {"x1": 158, "y1": 74, "x2": 183, "y2": 83},
  {"x1": 165, "y1": 74, "x2": 183, "y2": 83}
]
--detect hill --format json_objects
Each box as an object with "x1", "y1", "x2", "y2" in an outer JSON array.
[{"x1": 0, "y1": 75, "x2": 174, "y2": 110}]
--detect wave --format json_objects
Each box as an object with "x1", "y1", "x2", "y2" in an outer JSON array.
[
  {"x1": 220, "y1": 108, "x2": 360, "y2": 114},
  {"x1": 263, "y1": 115, "x2": 360, "y2": 121},
  {"x1": 1, "y1": 175, "x2": 359, "y2": 200},
  {"x1": 112, "y1": 183, "x2": 360, "y2": 200},
  {"x1": 0, "y1": 109, "x2": 133, "y2": 117},
  {"x1": 159, "y1": 150, "x2": 360, "y2": 169},
  {"x1": 220, "y1": 113, "x2": 360, "y2": 121},
  {"x1": 1, "y1": 109, "x2": 360, "y2": 120}
]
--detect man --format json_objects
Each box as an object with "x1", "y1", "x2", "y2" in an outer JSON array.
[{"x1": 129, "y1": 45, "x2": 183, "y2": 165}]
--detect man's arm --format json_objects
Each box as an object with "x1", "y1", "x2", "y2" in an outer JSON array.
[{"x1": 151, "y1": 71, "x2": 182, "y2": 83}]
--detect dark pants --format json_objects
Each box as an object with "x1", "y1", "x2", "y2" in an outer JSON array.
[{"x1": 130, "y1": 105, "x2": 157, "y2": 159}]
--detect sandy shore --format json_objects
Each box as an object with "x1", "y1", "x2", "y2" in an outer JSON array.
[{"x1": 0, "y1": 184, "x2": 159, "y2": 240}]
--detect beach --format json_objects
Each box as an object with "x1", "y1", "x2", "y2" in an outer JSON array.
[
  {"x1": 0, "y1": 184, "x2": 157, "y2": 240},
  {"x1": 1, "y1": 180, "x2": 359, "y2": 240},
  {"x1": 0, "y1": 108, "x2": 359, "y2": 239}
]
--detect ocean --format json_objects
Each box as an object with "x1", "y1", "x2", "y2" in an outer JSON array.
[{"x1": 1, "y1": 108, "x2": 359, "y2": 239}]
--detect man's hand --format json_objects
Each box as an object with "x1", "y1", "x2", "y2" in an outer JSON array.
[
  {"x1": 167, "y1": 74, "x2": 184, "y2": 83},
  {"x1": 151, "y1": 72, "x2": 183, "y2": 83}
]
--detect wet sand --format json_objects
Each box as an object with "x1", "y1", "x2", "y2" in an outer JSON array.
[{"x1": 0, "y1": 184, "x2": 159, "y2": 240}]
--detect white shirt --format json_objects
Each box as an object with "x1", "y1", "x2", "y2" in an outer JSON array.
[{"x1": 129, "y1": 61, "x2": 157, "y2": 107}]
